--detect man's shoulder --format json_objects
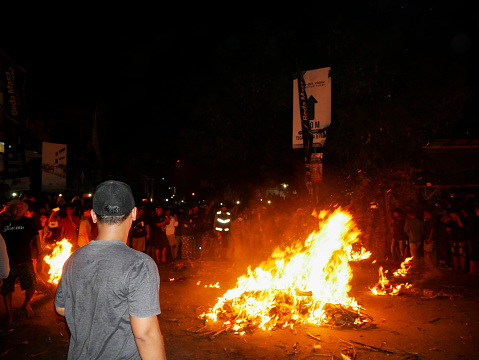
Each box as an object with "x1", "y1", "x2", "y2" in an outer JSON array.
[{"x1": 72, "y1": 241, "x2": 155, "y2": 264}]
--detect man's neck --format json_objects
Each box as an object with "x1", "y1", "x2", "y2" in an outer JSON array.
[{"x1": 96, "y1": 222, "x2": 130, "y2": 244}]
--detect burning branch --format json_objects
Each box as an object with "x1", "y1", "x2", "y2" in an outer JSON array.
[{"x1": 370, "y1": 258, "x2": 413, "y2": 296}]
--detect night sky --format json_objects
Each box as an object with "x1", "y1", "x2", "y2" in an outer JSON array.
[{"x1": 2, "y1": 3, "x2": 478, "y2": 195}]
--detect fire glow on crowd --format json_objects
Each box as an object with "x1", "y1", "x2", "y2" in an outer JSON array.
[{"x1": 43, "y1": 207, "x2": 416, "y2": 333}]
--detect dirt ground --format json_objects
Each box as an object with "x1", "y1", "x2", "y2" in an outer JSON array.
[{"x1": 1, "y1": 254, "x2": 478, "y2": 360}]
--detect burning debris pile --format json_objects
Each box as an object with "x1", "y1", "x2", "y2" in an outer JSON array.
[
  {"x1": 370, "y1": 257, "x2": 464, "y2": 299},
  {"x1": 369, "y1": 257, "x2": 414, "y2": 296},
  {"x1": 200, "y1": 209, "x2": 373, "y2": 334}
]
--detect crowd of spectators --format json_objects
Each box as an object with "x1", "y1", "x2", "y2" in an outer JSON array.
[
  {"x1": 0, "y1": 191, "x2": 318, "y2": 268},
  {"x1": 3, "y1": 189, "x2": 477, "y2": 281},
  {"x1": 390, "y1": 196, "x2": 479, "y2": 274},
  {"x1": 1, "y1": 193, "x2": 96, "y2": 252},
  {"x1": 128, "y1": 197, "x2": 319, "y2": 264}
]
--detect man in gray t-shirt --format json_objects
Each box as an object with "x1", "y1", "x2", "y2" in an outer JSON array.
[{"x1": 55, "y1": 181, "x2": 166, "y2": 359}]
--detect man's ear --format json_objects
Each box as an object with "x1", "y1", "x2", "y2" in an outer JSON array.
[
  {"x1": 131, "y1": 207, "x2": 137, "y2": 222},
  {"x1": 91, "y1": 209, "x2": 98, "y2": 224}
]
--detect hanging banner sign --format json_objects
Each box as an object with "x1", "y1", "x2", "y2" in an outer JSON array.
[
  {"x1": 292, "y1": 67, "x2": 331, "y2": 149},
  {"x1": 1, "y1": 50, "x2": 27, "y2": 126},
  {"x1": 296, "y1": 64, "x2": 314, "y2": 194}
]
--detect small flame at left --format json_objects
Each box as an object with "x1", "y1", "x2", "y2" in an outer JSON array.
[{"x1": 44, "y1": 239, "x2": 73, "y2": 285}]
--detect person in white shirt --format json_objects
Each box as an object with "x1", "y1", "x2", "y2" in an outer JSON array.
[{"x1": 164, "y1": 209, "x2": 178, "y2": 260}]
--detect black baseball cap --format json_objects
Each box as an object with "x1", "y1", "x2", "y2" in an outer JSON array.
[{"x1": 93, "y1": 180, "x2": 135, "y2": 216}]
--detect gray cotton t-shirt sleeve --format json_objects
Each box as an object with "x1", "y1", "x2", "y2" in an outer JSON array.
[
  {"x1": 54, "y1": 277, "x2": 65, "y2": 308},
  {"x1": 54, "y1": 261, "x2": 68, "y2": 309},
  {"x1": 127, "y1": 257, "x2": 161, "y2": 318}
]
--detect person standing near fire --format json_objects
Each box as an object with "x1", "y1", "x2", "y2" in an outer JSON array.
[
  {"x1": 130, "y1": 206, "x2": 149, "y2": 253},
  {"x1": 1, "y1": 199, "x2": 42, "y2": 322},
  {"x1": 404, "y1": 209, "x2": 424, "y2": 265},
  {"x1": 447, "y1": 209, "x2": 466, "y2": 271},
  {"x1": 55, "y1": 180, "x2": 166, "y2": 359},
  {"x1": 59, "y1": 205, "x2": 80, "y2": 249},
  {"x1": 391, "y1": 209, "x2": 407, "y2": 260},
  {"x1": 77, "y1": 204, "x2": 94, "y2": 247},
  {"x1": 164, "y1": 208, "x2": 177, "y2": 260},
  {"x1": 214, "y1": 205, "x2": 232, "y2": 260},
  {"x1": 151, "y1": 206, "x2": 169, "y2": 263}
]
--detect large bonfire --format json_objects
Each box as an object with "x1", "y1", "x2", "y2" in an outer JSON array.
[{"x1": 201, "y1": 208, "x2": 373, "y2": 333}]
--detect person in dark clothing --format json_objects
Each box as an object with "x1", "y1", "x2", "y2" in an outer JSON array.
[
  {"x1": 391, "y1": 209, "x2": 407, "y2": 260},
  {"x1": 437, "y1": 212, "x2": 452, "y2": 268},
  {"x1": 130, "y1": 206, "x2": 149, "y2": 252},
  {"x1": 1, "y1": 200, "x2": 42, "y2": 323},
  {"x1": 404, "y1": 210, "x2": 424, "y2": 265},
  {"x1": 150, "y1": 207, "x2": 169, "y2": 263},
  {"x1": 468, "y1": 205, "x2": 479, "y2": 274},
  {"x1": 423, "y1": 209, "x2": 437, "y2": 266},
  {"x1": 447, "y1": 210, "x2": 466, "y2": 271},
  {"x1": 180, "y1": 207, "x2": 195, "y2": 259},
  {"x1": 190, "y1": 205, "x2": 202, "y2": 258}
]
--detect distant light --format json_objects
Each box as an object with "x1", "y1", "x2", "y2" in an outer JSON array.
[
  {"x1": 59, "y1": 194, "x2": 62, "y2": 197},
  {"x1": 267, "y1": 200, "x2": 271, "y2": 204},
  {"x1": 236, "y1": 200, "x2": 240, "y2": 204},
  {"x1": 12, "y1": 192, "x2": 17, "y2": 197},
  {"x1": 192, "y1": 192, "x2": 195, "y2": 196},
  {"x1": 88, "y1": 193, "x2": 92, "y2": 197}
]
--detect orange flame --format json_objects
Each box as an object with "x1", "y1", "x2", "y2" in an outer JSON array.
[
  {"x1": 393, "y1": 256, "x2": 413, "y2": 277},
  {"x1": 201, "y1": 208, "x2": 370, "y2": 331},
  {"x1": 43, "y1": 239, "x2": 73, "y2": 285},
  {"x1": 370, "y1": 257, "x2": 413, "y2": 295}
]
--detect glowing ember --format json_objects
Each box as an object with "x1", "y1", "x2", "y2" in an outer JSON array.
[
  {"x1": 201, "y1": 208, "x2": 372, "y2": 332},
  {"x1": 370, "y1": 257, "x2": 413, "y2": 296},
  {"x1": 197, "y1": 281, "x2": 221, "y2": 288},
  {"x1": 43, "y1": 239, "x2": 73, "y2": 285}
]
